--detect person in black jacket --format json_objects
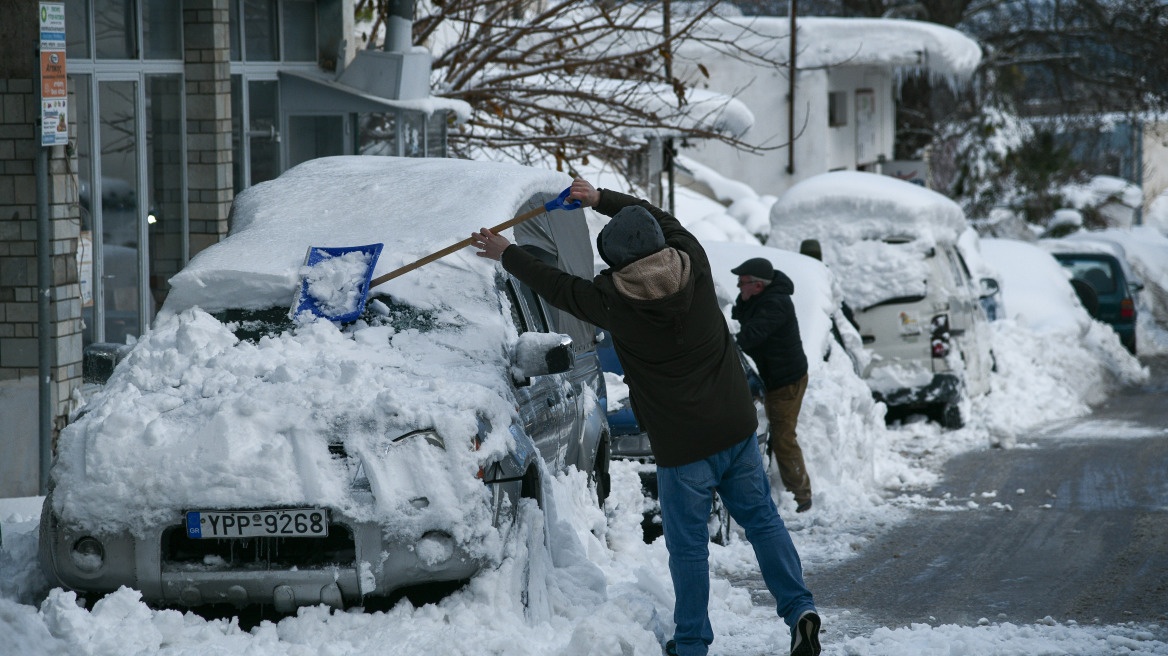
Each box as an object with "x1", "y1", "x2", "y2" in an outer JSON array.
[
  {"x1": 470, "y1": 179, "x2": 821, "y2": 656},
  {"x1": 731, "y1": 257, "x2": 813, "y2": 513}
]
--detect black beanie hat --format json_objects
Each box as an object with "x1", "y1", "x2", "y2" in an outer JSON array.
[{"x1": 596, "y1": 206, "x2": 666, "y2": 269}]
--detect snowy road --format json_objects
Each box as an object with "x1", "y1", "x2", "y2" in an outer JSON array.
[{"x1": 773, "y1": 355, "x2": 1168, "y2": 640}]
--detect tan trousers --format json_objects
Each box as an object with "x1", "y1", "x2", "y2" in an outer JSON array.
[{"x1": 763, "y1": 373, "x2": 810, "y2": 503}]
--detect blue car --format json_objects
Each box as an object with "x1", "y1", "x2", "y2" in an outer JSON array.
[{"x1": 598, "y1": 335, "x2": 768, "y2": 543}]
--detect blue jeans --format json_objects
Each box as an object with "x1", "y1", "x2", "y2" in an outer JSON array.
[{"x1": 658, "y1": 434, "x2": 816, "y2": 656}]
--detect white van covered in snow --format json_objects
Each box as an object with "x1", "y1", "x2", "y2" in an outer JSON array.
[{"x1": 768, "y1": 171, "x2": 995, "y2": 428}]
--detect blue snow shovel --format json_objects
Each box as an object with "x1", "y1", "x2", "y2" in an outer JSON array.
[
  {"x1": 294, "y1": 187, "x2": 580, "y2": 322},
  {"x1": 292, "y1": 243, "x2": 384, "y2": 323}
]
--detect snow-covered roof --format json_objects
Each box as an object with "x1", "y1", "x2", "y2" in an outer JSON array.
[
  {"x1": 677, "y1": 16, "x2": 981, "y2": 84},
  {"x1": 281, "y1": 70, "x2": 473, "y2": 124},
  {"x1": 166, "y1": 156, "x2": 575, "y2": 314}
]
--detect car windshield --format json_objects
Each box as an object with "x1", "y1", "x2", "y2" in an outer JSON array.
[{"x1": 213, "y1": 296, "x2": 442, "y2": 342}]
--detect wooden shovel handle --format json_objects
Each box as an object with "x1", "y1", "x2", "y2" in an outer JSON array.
[{"x1": 368, "y1": 204, "x2": 549, "y2": 289}]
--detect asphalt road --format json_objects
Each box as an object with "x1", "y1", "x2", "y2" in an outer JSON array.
[{"x1": 796, "y1": 355, "x2": 1168, "y2": 634}]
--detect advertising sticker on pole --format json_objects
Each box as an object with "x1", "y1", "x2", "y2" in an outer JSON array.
[{"x1": 39, "y1": 2, "x2": 68, "y2": 147}]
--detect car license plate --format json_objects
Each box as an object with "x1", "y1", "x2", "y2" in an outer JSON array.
[{"x1": 185, "y1": 508, "x2": 328, "y2": 539}]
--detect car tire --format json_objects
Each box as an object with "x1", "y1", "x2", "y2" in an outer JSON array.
[
  {"x1": 521, "y1": 466, "x2": 543, "y2": 509},
  {"x1": 592, "y1": 437, "x2": 611, "y2": 509},
  {"x1": 940, "y1": 402, "x2": 964, "y2": 429}
]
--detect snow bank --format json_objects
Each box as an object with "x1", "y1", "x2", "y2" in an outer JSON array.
[{"x1": 979, "y1": 239, "x2": 1147, "y2": 439}]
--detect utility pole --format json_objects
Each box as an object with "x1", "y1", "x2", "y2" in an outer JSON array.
[
  {"x1": 786, "y1": 0, "x2": 797, "y2": 176},
  {"x1": 664, "y1": 0, "x2": 675, "y2": 213}
]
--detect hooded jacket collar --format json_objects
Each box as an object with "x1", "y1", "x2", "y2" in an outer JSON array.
[{"x1": 612, "y1": 247, "x2": 691, "y2": 302}]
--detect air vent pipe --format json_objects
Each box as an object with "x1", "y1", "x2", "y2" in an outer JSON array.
[{"x1": 383, "y1": 0, "x2": 413, "y2": 53}]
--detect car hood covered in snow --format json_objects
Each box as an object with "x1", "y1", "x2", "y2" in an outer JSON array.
[{"x1": 51, "y1": 157, "x2": 579, "y2": 546}]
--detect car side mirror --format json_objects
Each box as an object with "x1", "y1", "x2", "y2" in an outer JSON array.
[
  {"x1": 979, "y1": 277, "x2": 1000, "y2": 299},
  {"x1": 511, "y1": 332, "x2": 573, "y2": 382},
  {"x1": 83, "y1": 342, "x2": 133, "y2": 384}
]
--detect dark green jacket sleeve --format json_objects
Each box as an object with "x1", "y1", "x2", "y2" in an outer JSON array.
[{"x1": 500, "y1": 245, "x2": 612, "y2": 330}]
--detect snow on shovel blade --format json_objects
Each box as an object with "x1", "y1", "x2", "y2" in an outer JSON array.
[{"x1": 292, "y1": 243, "x2": 383, "y2": 323}]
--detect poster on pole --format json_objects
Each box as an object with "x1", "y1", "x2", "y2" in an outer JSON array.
[{"x1": 39, "y1": 2, "x2": 68, "y2": 147}]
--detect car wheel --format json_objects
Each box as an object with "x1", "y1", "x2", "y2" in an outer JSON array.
[
  {"x1": 521, "y1": 466, "x2": 543, "y2": 509},
  {"x1": 591, "y1": 437, "x2": 611, "y2": 508},
  {"x1": 940, "y1": 402, "x2": 964, "y2": 429}
]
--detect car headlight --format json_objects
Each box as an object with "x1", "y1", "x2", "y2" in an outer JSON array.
[
  {"x1": 352, "y1": 429, "x2": 446, "y2": 490},
  {"x1": 71, "y1": 536, "x2": 105, "y2": 572}
]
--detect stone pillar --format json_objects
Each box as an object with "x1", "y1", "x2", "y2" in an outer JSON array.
[
  {"x1": 0, "y1": 0, "x2": 83, "y2": 496},
  {"x1": 184, "y1": 0, "x2": 234, "y2": 257}
]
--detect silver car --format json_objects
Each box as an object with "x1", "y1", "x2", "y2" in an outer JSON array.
[{"x1": 39, "y1": 157, "x2": 610, "y2": 612}]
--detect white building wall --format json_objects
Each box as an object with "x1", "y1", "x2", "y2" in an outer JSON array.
[{"x1": 677, "y1": 54, "x2": 896, "y2": 199}]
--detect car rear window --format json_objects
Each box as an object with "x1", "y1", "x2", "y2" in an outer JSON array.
[{"x1": 1057, "y1": 258, "x2": 1117, "y2": 294}]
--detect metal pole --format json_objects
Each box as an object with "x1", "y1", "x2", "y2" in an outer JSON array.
[
  {"x1": 663, "y1": 0, "x2": 675, "y2": 213},
  {"x1": 786, "y1": 0, "x2": 797, "y2": 175},
  {"x1": 37, "y1": 145, "x2": 53, "y2": 494}
]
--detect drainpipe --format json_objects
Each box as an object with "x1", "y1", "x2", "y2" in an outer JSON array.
[
  {"x1": 37, "y1": 145, "x2": 52, "y2": 494},
  {"x1": 786, "y1": 0, "x2": 797, "y2": 175},
  {"x1": 383, "y1": 0, "x2": 413, "y2": 52}
]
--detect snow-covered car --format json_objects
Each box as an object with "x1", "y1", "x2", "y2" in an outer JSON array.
[
  {"x1": 39, "y1": 157, "x2": 611, "y2": 613},
  {"x1": 1040, "y1": 237, "x2": 1142, "y2": 354},
  {"x1": 768, "y1": 171, "x2": 995, "y2": 428}
]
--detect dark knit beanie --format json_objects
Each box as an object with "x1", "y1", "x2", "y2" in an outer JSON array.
[{"x1": 596, "y1": 205, "x2": 666, "y2": 269}]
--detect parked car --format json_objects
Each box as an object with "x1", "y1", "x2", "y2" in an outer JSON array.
[
  {"x1": 1041, "y1": 237, "x2": 1142, "y2": 354},
  {"x1": 40, "y1": 156, "x2": 610, "y2": 613},
  {"x1": 767, "y1": 171, "x2": 996, "y2": 428}
]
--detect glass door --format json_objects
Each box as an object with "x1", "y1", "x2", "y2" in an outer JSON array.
[
  {"x1": 145, "y1": 74, "x2": 185, "y2": 312},
  {"x1": 98, "y1": 79, "x2": 142, "y2": 345}
]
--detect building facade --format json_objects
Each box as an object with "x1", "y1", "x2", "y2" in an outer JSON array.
[{"x1": 1, "y1": 0, "x2": 460, "y2": 496}]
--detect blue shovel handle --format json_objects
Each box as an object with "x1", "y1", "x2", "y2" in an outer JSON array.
[{"x1": 545, "y1": 187, "x2": 582, "y2": 213}]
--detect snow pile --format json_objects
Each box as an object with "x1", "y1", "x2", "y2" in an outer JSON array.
[
  {"x1": 53, "y1": 298, "x2": 523, "y2": 550},
  {"x1": 1059, "y1": 175, "x2": 1143, "y2": 214},
  {"x1": 300, "y1": 249, "x2": 374, "y2": 318},
  {"x1": 167, "y1": 156, "x2": 571, "y2": 314},
  {"x1": 978, "y1": 238, "x2": 1147, "y2": 439},
  {"x1": 676, "y1": 155, "x2": 776, "y2": 239},
  {"x1": 1148, "y1": 189, "x2": 1168, "y2": 236}
]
